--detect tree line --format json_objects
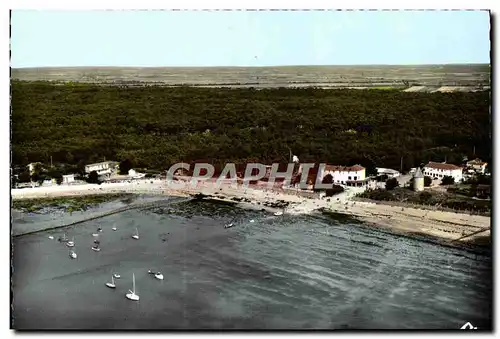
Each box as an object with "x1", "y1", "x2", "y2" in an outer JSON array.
[{"x1": 11, "y1": 81, "x2": 491, "y2": 178}]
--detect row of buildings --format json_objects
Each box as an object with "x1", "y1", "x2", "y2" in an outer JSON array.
[
  {"x1": 19, "y1": 157, "x2": 488, "y2": 190},
  {"x1": 19, "y1": 161, "x2": 145, "y2": 188},
  {"x1": 412, "y1": 158, "x2": 488, "y2": 183}
]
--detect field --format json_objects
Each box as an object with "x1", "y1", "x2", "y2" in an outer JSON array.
[{"x1": 11, "y1": 64, "x2": 490, "y2": 91}]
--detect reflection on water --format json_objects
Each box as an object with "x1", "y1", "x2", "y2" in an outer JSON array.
[{"x1": 12, "y1": 198, "x2": 492, "y2": 330}]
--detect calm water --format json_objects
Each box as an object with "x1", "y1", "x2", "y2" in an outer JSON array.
[{"x1": 12, "y1": 196, "x2": 492, "y2": 330}]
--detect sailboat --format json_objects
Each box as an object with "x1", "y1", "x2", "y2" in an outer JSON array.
[
  {"x1": 112, "y1": 226, "x2": 117, "y2": 231},
  {"x1": 148, "y1": 270, "x2": 164, "y2": 280},
  {"x1": 125, "y1": 273, "x2": 140, "y2": 301},
  {"x1": 58, "y1": 232, "x2": 68, "y2": 242},
  {"x1": 132, "y1": 228, "x2": 139, "y2": 240},
  {"x1": 66, "y1": 237, "x2": 75, "y2": 247},
  {"x1": 105, "y1": 275, "x2": 116, "y2": 289},
  {"x1": 69, "y1": 249, "x2": 77, "y2": 259},
  {"x1": 224, "y1": 217, "x2": 237, "y2": 229},
  {"x1": 91, "y1": 243, "x2": 101, "y2": 252},
  {"x1": 113, "y1": 273, "x2": 121, "y2": 279}
]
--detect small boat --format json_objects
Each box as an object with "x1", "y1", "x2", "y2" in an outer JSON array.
[
  {"x1": 113, "y1": 273, "x2": 121, "y2": 279},
  {"x1": 69, "y1": 250, "x2": 77, "y2": 259},
  {"x1": 249, "y1": 219, "x2": 255, "y2": 223},
  {"x1": 148, "y1": 270, "x2": 163, "y2": 280},
  {"x1": 125, "y1": 273, "x2": 140, "y2": 301},
  {"x1": 92, "y1": 233, "x2": 99, "y2": 237},
  {"x1": 93, "y1": 239, "x2": 100, "y2": 244},
  {"x1": 224, "y1": 217, "x2": 237, "y2": 229},
  {"x1": 98, "y1": 227, "x2": 103, "y2": 233},
  {"x1": 105, "y1": 275, "x2": 116, "y2": 289},
  {"x1": 57, "y1": 232, "x2": 68, "y2": 242},
  {"x1": 91, "y1": 245, "x2": 101, "y2": 252},
  {"x1": 132, "y1": 228, "x2": 139, "y2": 240},
  {"x1": 274, "y1": 211, "x2": 283, "y2": 216},
  {"x1": 66, "y1": 237, "x2": 75, "y2": 247},
  {"x1": 112, "y1": 226, "x2": 117, "y2": 231},
  {"x1": 48, "y1": 236, "x2": 54, "y2": 240}
]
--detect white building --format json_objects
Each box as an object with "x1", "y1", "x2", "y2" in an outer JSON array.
[
  {"x1": 62, "y1": 174, "x2": 75, "y2": 184},
  {"x1": 423, "y1": 162, "x2": 463, "y2": 183},
  {"x1": 317, "y1": 164, "x2": 367, "y2": 187},
  {"x1": 466, "y1": 158, "x2": 488, "y2": 174},
  {"x1": 42, "y1": 179, "x2": 56, "y2": 186},
  {"x1": 85, "y1": 161, "x2": 119, "y2": 176},
  {"x1": 128, "y1": 169, "x2": 146, "y2": 179},
  {"x1": 376, "y1": 167, "x2": 400, "y2": 178}
]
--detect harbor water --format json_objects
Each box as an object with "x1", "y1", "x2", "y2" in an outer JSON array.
[{"x1": 12, "y1": 196, "x2": 492, "y2": 330}]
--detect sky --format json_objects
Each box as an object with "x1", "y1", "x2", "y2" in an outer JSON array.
[{"x1": 10, "y1": 10, "x2": 491, "y2": 67}]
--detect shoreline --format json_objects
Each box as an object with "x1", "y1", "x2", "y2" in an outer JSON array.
[{"x1": 11, "y1": 179, "x2": 491, "y2": 248}]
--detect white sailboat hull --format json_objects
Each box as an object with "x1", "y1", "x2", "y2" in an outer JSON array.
[
  {"x1": 126, "y1": 293, "x2": 139, "y2": 301},
  {"x1": 91, "y1": 247, "x2": 101, "y2": 252},
  {"x1": 132, "y1": 228, "x2": 139, "y2": 239},
  {"x1": 105, "y1": 282, "x2": 116, "y2": 288},
  {"x1": 113, "y1": 274, "x2": 121, "y2": 279},
  {"x1": 112, "y1": 227, "x2": 117, "y2": 231},
  {"x1": 274, "y1": 212, "x2": 283, "y2": 216},
  {"x1": 126, "y1": 273, "x2": 139, "y2": 301},
  {"x1": 69, "y1": 253, "x2": 77, "y2": 259},
  {"x1": 154, "y1": 274, "x2": 164, "y2": 280},
  {"x1": 66, "y1": 242, "x2": 74, "y2": 247}
]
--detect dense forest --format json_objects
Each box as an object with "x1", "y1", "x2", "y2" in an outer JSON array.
[{"x1": 11, "y1": 81, "x2": 491, "y2": 176}]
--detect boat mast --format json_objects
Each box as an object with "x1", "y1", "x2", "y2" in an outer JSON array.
[{"x1": 132, "y1": 273, "x2": 136, "y2": 293}]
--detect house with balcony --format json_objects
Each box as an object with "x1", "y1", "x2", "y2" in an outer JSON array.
[
  {"x1": 85, "y1": 161, "x2": 119, "y2": 178},
  {"x1": 423, "y1": 162, "x2": 463, "y2": 183},
  {"x1": 319, "y1": 164, "x2": 368, "y2": 187},
  {"x1": 466, "y1": 158, "x2": 488, "y2": 175},
  {"x1": 295, "y1": 164, "x2": 368, "y2": 188}
]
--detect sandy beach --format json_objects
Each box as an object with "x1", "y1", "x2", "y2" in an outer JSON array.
[{"x1": 11, "y1": 178, "x2": 490, "y2": 246}]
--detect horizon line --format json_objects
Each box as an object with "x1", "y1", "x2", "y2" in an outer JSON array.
[{"x1": 11, "y1": 63, "x2": 491, "y2": 70}]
